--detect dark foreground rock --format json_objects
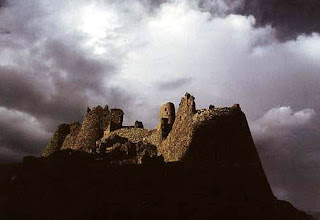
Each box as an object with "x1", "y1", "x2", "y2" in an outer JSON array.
[
  {"x1": 5, "y1": 93, "x2": 313, "y2": 220},
  {"x1": 0, "y1": 155, "x2": 313, "y2": 220}
]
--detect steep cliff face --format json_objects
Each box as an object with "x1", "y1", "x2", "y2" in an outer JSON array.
[
  {"x1": 189, "y1": 108, "x2": 273, "y2": 200},
  {"x1": 158, "y1": 93, "x2": 273, "y2": 200}
]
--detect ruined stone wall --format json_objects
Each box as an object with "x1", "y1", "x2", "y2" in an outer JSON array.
[
  {"x1": 101, "y1": 128, "x2": 153, "y2": 144},
  {"x1": 103, "y1": 108, "x2": 124, "y2": 135},
  {"x1": 73, "y1": 106, "x2": 105, "y2": 152},
  {"x1": 42, "y1": 105, "x2": 127, "y2": 155},
  {"x1": 157, "y1": 93, "x2": 196, "y2": 160},
  {"x1": 109, "y1": 109, "x2": 124, "y2": 128},
  {"x1": 61, "y1": 122, "x2": 81, "y2": 150},
  {"x1": 56, "y1": 107, "x2": 124, "y2": 153},
  {"x1": 42, "y1": 124, "x2": 70, "y2": 157}
]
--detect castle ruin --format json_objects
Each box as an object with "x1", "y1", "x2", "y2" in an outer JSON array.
[
  {"x1": 43, "y1": 92, "x2": 268, "y2": 180},
  {"x1": 18, "y1": 92, "x2": 311, "y2": 220}
]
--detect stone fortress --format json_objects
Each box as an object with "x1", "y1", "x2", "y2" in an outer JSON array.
[
  {"x1": 43, "y1": 92, "x2": 255, "y2": 166},
  {"x1": 42, "y1": 92, "x2": 270, "y2": 174},
  {"x1": 3, "y1": 92, "x2": 312, "y2": 220},
  {"x1": 42, "y1": 91, "x2": 275, "y2": 198}
]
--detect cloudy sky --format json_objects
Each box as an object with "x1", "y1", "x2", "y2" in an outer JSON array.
[{"x1": 0, "y1": 0, "x2": 319, "y2": 212}]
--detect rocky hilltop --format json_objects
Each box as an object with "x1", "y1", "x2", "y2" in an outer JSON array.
[{"x1": 0, "y1": 93, "x2": 314, "y2": 220}]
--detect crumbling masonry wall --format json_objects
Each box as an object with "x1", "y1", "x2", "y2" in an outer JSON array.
[
  {"x1": 42, "y1": 124, "x2": 70, "y2": 157},
  {"x1": 73, "y1": 106, "x2": 124, "y2": 152},
  {"x1": 43, "y1": 106, "x2": 124, "y2": 155},
  {"x1": 61, "y1": 122, "x2": 82, "y2": 150},
  {"x1": 73, "y1": 106, "x2": 105, "y2": 152},
  {"x1": 157, "y1": 93, "x2": 196, "y2": 161}
]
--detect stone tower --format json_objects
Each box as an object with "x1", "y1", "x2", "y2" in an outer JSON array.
[
  {"x1": 104, "y1": 109, "x2": 124, "y2": 135},
  {"x1": 73, "y1": 106, "x2": 124, "y2": 152},
  {"x1": 42, "y1": 124, "x2": 70, "y2": 157},
  {"x1": 157, "y1": 102, "x2": 176, "y2": 139},
  {"x1": 73, "y1": 106, "x2": 105, "y2": 152}
]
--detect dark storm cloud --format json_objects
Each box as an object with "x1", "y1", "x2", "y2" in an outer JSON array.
[
  {"x1": 0, "y1": 0, "x2": 134, "y2": 128},
  {"x1": 0, "y1": 0, "x2": 6, "y2": 7},
  {"x1": 0, "y1": 117, "x2": 46, "y2": 155},
  {"x1": 197, "y1": 0, "x2": 320, "y2": 40},
  {"x1": 0, "y1": 28, "x2": 10, "y2": 34},
  {"x1": 0, "y1": 0, "x2": 134, "y2": 158},
  {"x1": 0, "y1": 67, "x2": 44, "y2": 114},
  {"x1": 251, "y1": 107, "x2": 320, "y2": 211},
  {"x1": 0, "y1": 38, "x2": 124, "y2": 129},
  {"x1": 0, "y1": 0, "x2": 6, "y2": 36},
  {"x1": 236, "y1": 0, "x2": 320, "y2": 40},
  {"x1": 143, "y1": 0, "x2": 166, "y2": 7},
  {"x1": 0, "y1": 52, "x2": 131, "y2": 158},
  {"x1": 0, "y1": 107, "x2": 51, "y2": 163},
  {"x1": 0, "y1": 56, "x2": 129, "y2": 158},
  {"x1": 0, "y1": 65, "x2": 85, "y2": 130},
  {"x1": 156, "y1": 77, "x2": 193, "y2": 91},
  {"x1": 198, "y1": 0, "x2": 243, "y2": 16}
]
